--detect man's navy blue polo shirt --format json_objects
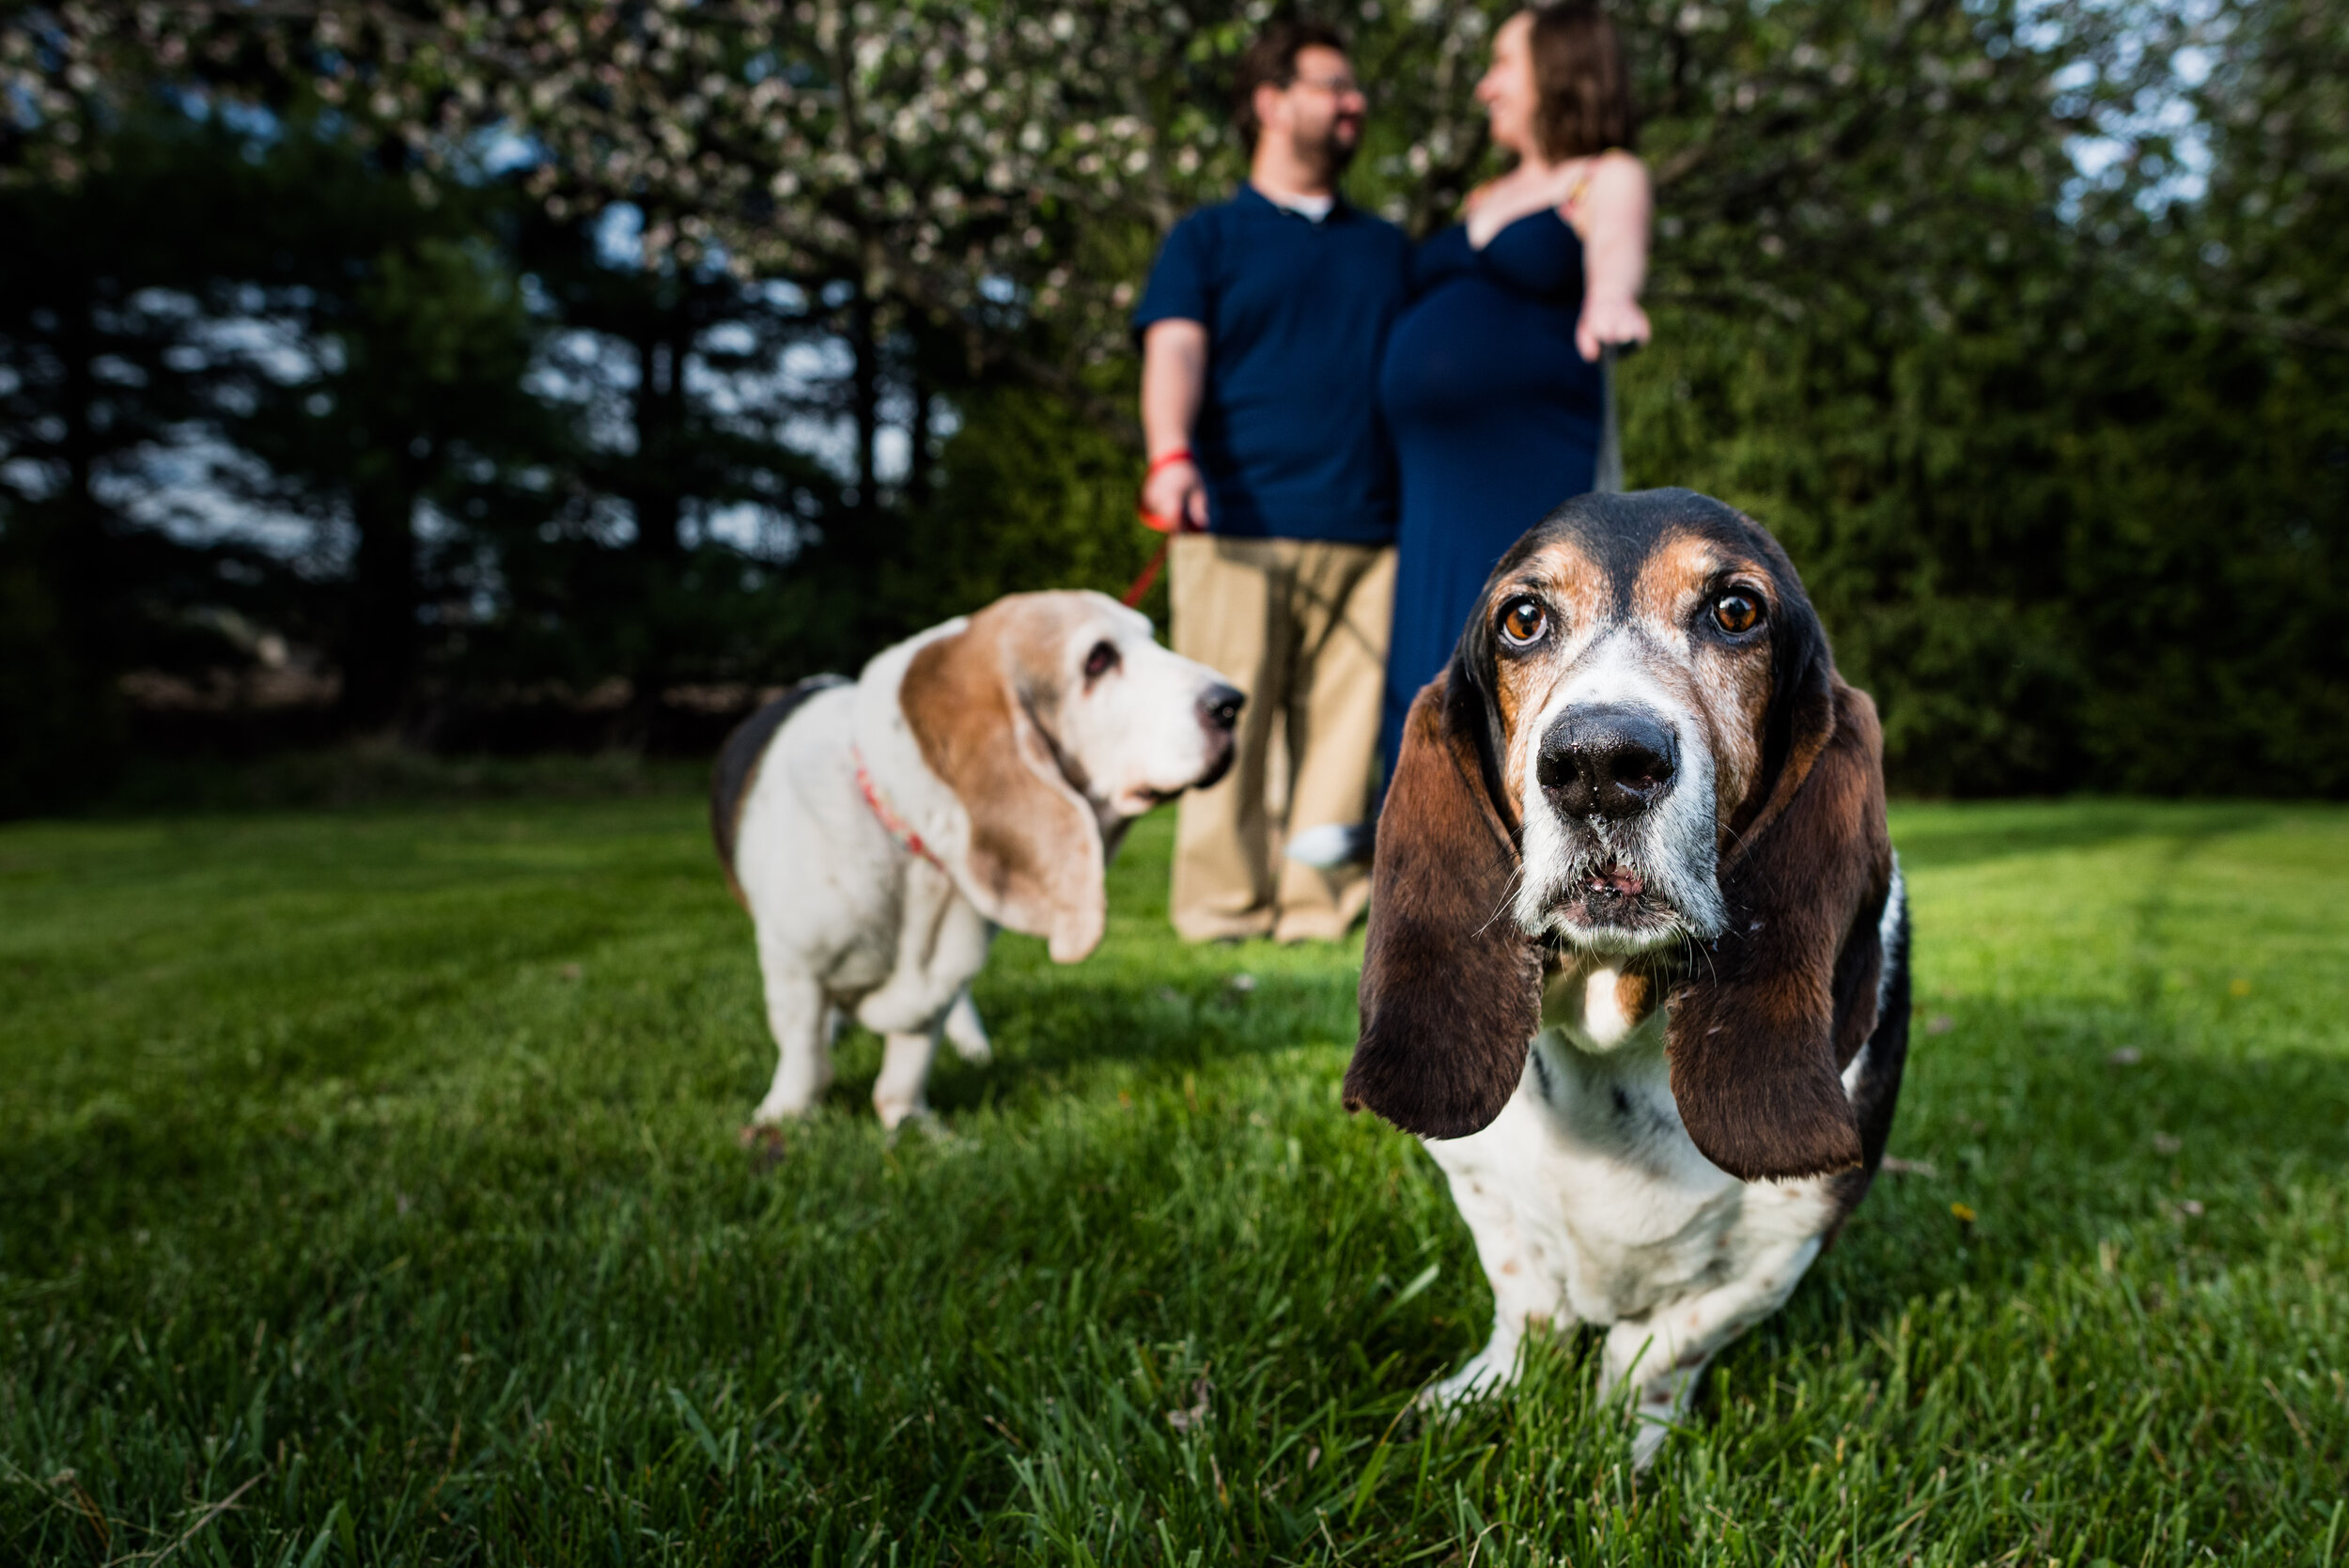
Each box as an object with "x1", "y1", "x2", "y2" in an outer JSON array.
[{"x1": 1132, "y1": 184, "x2": 1411, "y2": 544}]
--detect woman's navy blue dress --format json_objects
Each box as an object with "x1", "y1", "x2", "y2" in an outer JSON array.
[{"x1": 1376, "y1": 209, "x2": 1602, "y2": 779}]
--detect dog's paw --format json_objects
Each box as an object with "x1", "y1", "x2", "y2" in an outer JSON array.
[
  {"x1": 880, "y1": 1108, "x2": 953, "y2": 1146},
  {"x1": 1283, "y1": 821, "x2": 1373, "y2": 870},
  {"x1": 942, "y1": 993, "x2": 992, "y2": 1064},
  {"x1": 1417, "y1": 1354, "x2": 1510, "y2": 1416},
  {"x1": 739, "y1": 1122, "x2": 790, "y2": 1172},
  {"x1": 1629, "y1": 1405, "x2": 1680, "y2": 1471}
]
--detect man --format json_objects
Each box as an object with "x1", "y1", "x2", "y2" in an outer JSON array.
[{"x1": 1132, "y1": 19, "x2": 1408, "y2": 944}]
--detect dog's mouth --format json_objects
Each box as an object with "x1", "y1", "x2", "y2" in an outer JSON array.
[
  {"x1": 1548, "y1": 856, "x2": 1686, "y2": 946},
  {"x1": 1584, "y1": 863, "x2": 1646, "y2": 898},
  {"x1": 1189, "y1": 738, "x2": 1237, "y2": 794},
  {"x1": 1115, "y1": 765, "x2": 1221, "y2": 816}
]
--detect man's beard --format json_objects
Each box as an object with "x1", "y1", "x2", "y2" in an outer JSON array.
[{"x1": 1290, "y1": 121, "x2": 1361, "y2": 184}]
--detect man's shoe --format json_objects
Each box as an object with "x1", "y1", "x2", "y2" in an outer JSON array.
[{"x1": 1283, "y1": 821, "x2": 1374, "y2": 870}]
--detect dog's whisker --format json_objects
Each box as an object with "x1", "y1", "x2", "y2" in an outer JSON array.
[{"x1": 1475, "y1": 860, "x2": 1531, "y2": 939}]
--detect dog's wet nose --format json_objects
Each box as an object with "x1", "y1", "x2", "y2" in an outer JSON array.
[
  {"x1": 1200, "y1": 682, "x2": 1244, "y2": 734},
  {"x1": 1537, "y1": 706, "x2": 1679, "y2": 820}
]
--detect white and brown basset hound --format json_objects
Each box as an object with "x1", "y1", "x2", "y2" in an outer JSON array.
[
  {"x1": 1345, "y1": 489, "x2": 1910, "y2": 1467},
  {"x1": 713, "y1": 590, "x2": 1241, "y2": 1129}
]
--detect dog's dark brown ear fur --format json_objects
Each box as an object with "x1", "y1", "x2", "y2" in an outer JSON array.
[
  {"x1": 1666, "y1": 674, "x2": 1891, "y2": 1182},
  {"x1": 902, "y1": 606, "x2": 1106, "y2": 965},
  {"x1": 1344, "y1": 674, "x2": 1544, "y2": 1140}
]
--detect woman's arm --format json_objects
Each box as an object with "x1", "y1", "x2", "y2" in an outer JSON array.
[{"x1": 1564, "y1": 152, "x2": 1653, "y2": 363}]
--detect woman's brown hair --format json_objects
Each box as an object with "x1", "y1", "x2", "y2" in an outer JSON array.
[{"x1": 1527, "y1": 3, "x2": 1639, "y2": 161}]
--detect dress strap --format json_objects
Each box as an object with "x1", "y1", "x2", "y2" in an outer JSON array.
[{"x1": 1559, "y1": 148, "x2": 1630, "y2": 221}]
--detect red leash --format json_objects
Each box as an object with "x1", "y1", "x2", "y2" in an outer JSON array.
[
  {"x1": 1122, "y1": 449, "x2": 1195, "y2": 607},
  {"x1": 1121, "y1": 534, "x2": 1172, "y2": 608}
]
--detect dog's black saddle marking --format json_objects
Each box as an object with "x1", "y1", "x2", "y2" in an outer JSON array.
[{"x1": 710, "y1": 674, "x2": 852, "y2": 886}]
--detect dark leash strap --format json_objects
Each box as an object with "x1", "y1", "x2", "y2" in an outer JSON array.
[{"x1": 1594, "y1": 342, "x2": 1624, "y2": 494}]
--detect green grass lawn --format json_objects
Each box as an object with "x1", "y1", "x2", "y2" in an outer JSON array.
[{"x1": 4, "y1": 793, "x2": 2345, "y2": 1565}]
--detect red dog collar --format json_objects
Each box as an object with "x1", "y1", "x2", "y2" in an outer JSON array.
[{"x1": 852, "y1": 747, "x2": 947, "y2": 872}]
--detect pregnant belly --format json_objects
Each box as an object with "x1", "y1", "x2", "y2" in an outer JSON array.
[{"x1": 1380, "y1": 280, "x2": 1599, "y2": 433}]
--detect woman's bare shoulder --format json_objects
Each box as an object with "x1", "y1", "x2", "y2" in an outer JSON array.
[
  {"x1": 1560, "y1": 152, "x2": 1651, "y2": 224},
  {"x1": 1587, "y1": 149, "x2": 1651, "y2": 189}
]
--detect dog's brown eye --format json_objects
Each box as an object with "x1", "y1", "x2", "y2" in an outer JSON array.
[
  {"x1": 1500, "y1": 598, "x2": 1548, "y2": 646},
  {"x1": 1083, "y1": 640, "x2": 1120, "y2": 680},
  {"x1": 1713, "y1": 592, "x2": 1763, "y2": 635}
]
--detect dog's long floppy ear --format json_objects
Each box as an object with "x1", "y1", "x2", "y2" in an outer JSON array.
[
  {"x1": 1344, "y1": 670, "x2": 1545, "y2": 1140},
  {"x1": 1666, "y1": 660, "x2": 1892, "y2": 1183},
  {"x1": 901, "y1": 611, "x2": 1106, "y2": 965}
]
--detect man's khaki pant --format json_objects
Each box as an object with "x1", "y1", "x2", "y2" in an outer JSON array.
[{"x1": 1169, "y1": 534, "x2": 1395, "y2": 943}]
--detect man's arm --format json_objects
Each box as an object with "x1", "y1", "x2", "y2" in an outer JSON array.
[{"x1": 1140, "y1": 318, "x2": 1210, "y2": 530}]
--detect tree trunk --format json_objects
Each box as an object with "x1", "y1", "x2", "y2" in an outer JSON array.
[
  {"x1": 618, "y1": 298, "x2": 697, "y2": 746},
  {"x1": 56, "y1": 278, "x2": 104, "y2": 664},
  {"x1": 909, "y1": 367, "x2": 934, "y2": 509},
  {"x1": 849, "y1": 283, "x2": 879, "y2": 522},
  {"x1": 341, "y1": 459, "x2": 422, "y2": 730},
  {"x1": 630, "y1": 317, "x2": 688, "y2": 559}
]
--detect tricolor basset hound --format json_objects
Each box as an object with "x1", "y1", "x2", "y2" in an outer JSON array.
[
  {"x1": 713, "y1": 591, "x2": 1242, "y2": 1129},
  {"x1": 1344, "y1": 489, "x2": 1910, "y2": 1467}
]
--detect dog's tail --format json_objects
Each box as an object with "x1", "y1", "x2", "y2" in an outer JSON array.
[
  {"x1": 711, "y1": 675, "x2": 851, "y2": 908},
  {"x1": 1283, "y1": 819, "x2": 1375, "y2": 871}
]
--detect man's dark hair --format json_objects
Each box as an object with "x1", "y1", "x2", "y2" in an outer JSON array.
[
  {"x1": 1232, "y1": 18, "x2": 1350, "y2": 150},
  {"x1": 1528, "y1": 3, "x2": 1639, "y2": 160}
]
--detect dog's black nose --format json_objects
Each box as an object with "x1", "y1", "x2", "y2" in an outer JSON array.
[
  {"x1": 1200, "y1": 683, "x2": 1244, "y2": 733},
  {"x1": 1537, "y1": 705, "x2": 1679, "y2": 819}
]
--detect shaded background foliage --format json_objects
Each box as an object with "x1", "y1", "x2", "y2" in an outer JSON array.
[{"x1": 0, "y1": 0, "x2": 2341, "y2": 810}]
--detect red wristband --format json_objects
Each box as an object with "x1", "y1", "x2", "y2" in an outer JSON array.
[{"x1": 1144, "y1": 449, "x2": 1193, "y2": 480}]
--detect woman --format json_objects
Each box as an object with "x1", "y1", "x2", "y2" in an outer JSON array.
[{"x1": 1375, "y1": 2, "x2": 1652, "y2": 787}]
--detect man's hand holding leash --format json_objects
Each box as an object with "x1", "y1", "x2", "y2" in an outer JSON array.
[{"x1": 1140, "y1": 449, "x2": 1209, "y2": 536}]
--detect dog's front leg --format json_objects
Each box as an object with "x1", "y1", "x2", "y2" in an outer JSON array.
[
  {"x1": 941, "y1": 986, "x2": 991, "y2": 1064},
  {"x1": 857, "y1": 868, "x2": 992, "y2": 1130},
  {"x1": 1422, "y1": 1222, "x2": 1563, "y2": 1408},
  {"x1": 752, "y1": 970, "x2": 834, "y2": 1124},
  {"x1": 871, "y1": 1027, "x2": 941, "y2": 1130},
  {"x1": 1421, "y1": 1112, "x2": 1567, "y2": 1409},
  {"x1": 1600, "y1": 1225, "x2": 1827, "y2": 1469},
  {"x1": 856, "y1": 861, "x2": 980, "y2": 1032}
]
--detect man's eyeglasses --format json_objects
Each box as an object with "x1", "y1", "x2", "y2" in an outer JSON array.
[{"x1": 1286, "y1": 73, "x2": 1371, "y2": 103}]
